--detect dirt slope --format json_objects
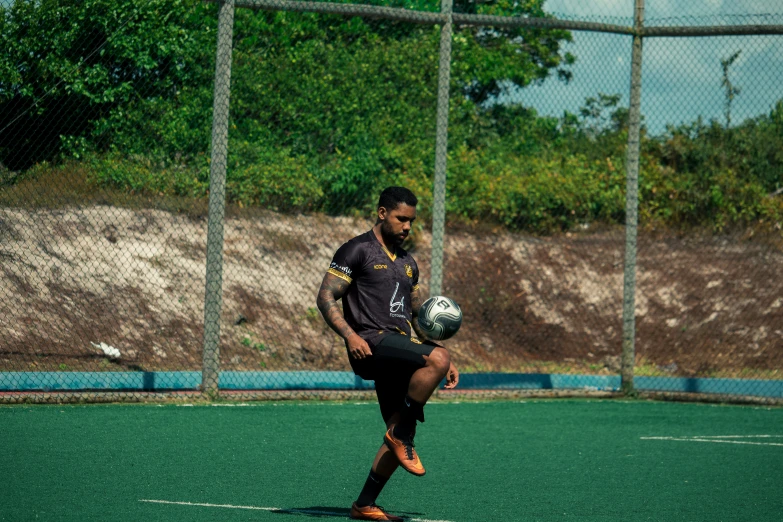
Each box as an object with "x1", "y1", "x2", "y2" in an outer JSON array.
[{"x1": 1, "y1": 206, "x2": 781, "y2": 378}]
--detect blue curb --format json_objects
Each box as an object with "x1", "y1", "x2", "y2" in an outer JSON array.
[
  {"x1": 0, "y1": 371, "x2": 201, "y2": 391},
  {"x1": 635, "y1": 376, "x2": 783, "y2": 397},
  {"x1": 1, "y1": 372, "x2": 781, "y2": 398},
  {"x1": 220, "y1": 371, "x2": 375, "y2": 390},
  {"x1": 454, "y1": 373, "x2": 622, "y2": 391},
  {"x1": 0, "y1": 371, "x2": 374, "y2": 392}
]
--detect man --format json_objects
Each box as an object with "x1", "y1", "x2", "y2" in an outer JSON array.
[{"x1": 317, "y1": 186, "x2": 459, "y2": 521}]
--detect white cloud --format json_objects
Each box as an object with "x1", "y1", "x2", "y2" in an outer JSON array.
[
  {"x1": 509, "y1": 27, "x2": 782, "y2": 134},
  {"x1": 543, "y1": 0, "x2": 632, "y2": 19},
  {"x1": 545, "y1": 0, "x2": 781, "y2": 20}
]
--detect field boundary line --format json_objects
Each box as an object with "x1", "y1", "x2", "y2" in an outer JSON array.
[
  {"x1": 640, "y1": 436, "x2": 783, "y2": 447},
  {"x1": 138, "y1": 499, "x2": 455, "y2": 522},
  {"x1": 139, "y1": 499, "x2": 275, "y2": 511},
  {"x1": 686, "y1": 435, "x2": 783, "y2": 439}
]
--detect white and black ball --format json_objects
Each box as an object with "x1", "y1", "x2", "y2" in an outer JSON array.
[{"x1": 417, "y1": 295, "x2": 462, "y2": 341}]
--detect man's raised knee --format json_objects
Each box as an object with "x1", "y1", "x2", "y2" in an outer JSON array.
[{"x1": 426, "y1": 347, "x2": 450, "y2": 375}]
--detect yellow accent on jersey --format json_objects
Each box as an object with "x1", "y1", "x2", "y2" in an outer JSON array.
[
  {"x1": 404, "y1": 264, "x2": 413, "y2": 278},
  {"x1": 327, "y1": 268, "x2": 352, "y2": 283},
  {"x1": 380, "y1": 244, "x2": 397, "y2": 262}
]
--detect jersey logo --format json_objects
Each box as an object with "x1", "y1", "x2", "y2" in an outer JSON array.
[
  {"x1": 404, "y1": 264, "x2": 413, "y2": 278},
  {"x1": 374, "y1": 264, "x2": 388, "y2": 270},
  {"x1": 390, "y1": 282, "x2": 405, "y2": 314},
  {"x1": 329, "y1": 262, "x2": 352, "y2": 276}
]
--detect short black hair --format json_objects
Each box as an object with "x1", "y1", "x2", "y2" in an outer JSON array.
[{"x1": 378, "y1": 186, "x2": 418, "y2": 211}]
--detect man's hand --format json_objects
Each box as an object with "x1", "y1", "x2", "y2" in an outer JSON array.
[
  {"x1": 346, "y1": 333, "x2": 373, "y2": 360},
  {"x1": 444, "y1": 362, "x2": 459, "y2": 389}
]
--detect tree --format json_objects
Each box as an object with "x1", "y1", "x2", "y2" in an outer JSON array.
[
  {"x1": 0, "y1": 0, "x2": 214, "y2": 171},
  {"x1": 1, "y1": 0, "x2": 576, "y2": 215},
  {"x1": 720, "y1": 50, "x2": 742, "y2": 129},
  {"x1": 451, "y1": 0, "x2": 575, "y2": 105}
]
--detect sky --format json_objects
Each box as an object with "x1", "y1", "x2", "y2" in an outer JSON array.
[
  {"x1": 514, "y1": 0, "x2": 783, "y2": 134},
  {"x1": 544, "y1": 0, "x2": 778, "y2": 21}
]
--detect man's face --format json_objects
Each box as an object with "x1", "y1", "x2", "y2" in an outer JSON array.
[{"x1": 379, "y1": 203, "x2": 417, "y2": 246}]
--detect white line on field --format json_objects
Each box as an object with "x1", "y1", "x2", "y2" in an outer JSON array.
[
  {"x1": 640, "y1": 436, "x2": 783, "y2": 447},
  {"x1": 140, "y1": 500, "x2": 275, "y2": 511},
  {"x1": 681, "y1": 435, "x2": 783, "y2": 439},
  {"x1": 139, "y1": 499, "x2": 454, "y2": 522}
]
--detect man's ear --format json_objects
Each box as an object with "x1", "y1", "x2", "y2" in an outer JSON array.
[{"x1": 377, "y1": 206, "x2": 388, "y2": 221}]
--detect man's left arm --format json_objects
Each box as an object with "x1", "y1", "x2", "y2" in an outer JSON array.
[
  {"x1": 410, "y1": 285, "x2": 428, "y2": 340},
  {"x1": 411, "y1": 286, "x2": 459, "y2": 389}
]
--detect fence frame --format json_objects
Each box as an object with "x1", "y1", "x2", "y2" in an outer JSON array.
[
  {"x1": 2, "y1": 1, "x2": 781, "y2": 403},
  {"x1": 202, "y1": 0, "x2": 236, "y2": 398},
  {"x1": 429, "y1": 0, "x2": 453, "y2": 297},
  {"x1": 620, "y1": 0, "x2": 645, "y2": 395},
  {"x1": 198, "y1": 0, "x2": 783, "y2": 399}
]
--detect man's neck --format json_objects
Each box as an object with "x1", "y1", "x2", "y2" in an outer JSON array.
[{"x1": 372, "y1": 224, "x2": 396, "y2": 254}]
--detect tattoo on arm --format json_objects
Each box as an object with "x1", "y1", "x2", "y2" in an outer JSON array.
[
  {"x1": 411, "y1": 286, "x2": 424, "y2": 317},
  {"x1": 316, "y1": 274, "x2": 356, "y2": 340},
  {"x1": 412, "y1": 321, "x2": 428, "y2": 340},
  {"x1": 410, "y1": 286, "x2": 428, "y2": 339}
]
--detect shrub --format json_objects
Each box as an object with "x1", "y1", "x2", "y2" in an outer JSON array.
[{"x1": 228, "y1": 150, "x2": 322, "y2": 212}]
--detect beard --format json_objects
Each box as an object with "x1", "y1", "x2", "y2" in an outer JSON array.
[{"x1": 380, "y1": 220, "x2": 405, "y2": 246}]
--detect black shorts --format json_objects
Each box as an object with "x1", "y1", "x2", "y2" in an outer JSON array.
[{"x1": 349, "y1": 333, "x2": 438, "y2": 423}]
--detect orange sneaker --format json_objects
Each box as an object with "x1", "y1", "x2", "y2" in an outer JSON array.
[
  {"x1": 350, "y1": 502, "x2": 403, "y2": 521},
  {"x1": 384, "y1": 424, "x2": 426, "y2": 476}
]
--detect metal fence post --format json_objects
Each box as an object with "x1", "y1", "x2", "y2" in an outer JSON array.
[
  {"x1": 202, "y1": 0, "x2": 236, "y2": 399},
  {"x1": 621, "y1": 0, "x2": 645, "y2": 396},
  {"x1": 429, "y1": 0, "x2": 453, "y2": 298}
]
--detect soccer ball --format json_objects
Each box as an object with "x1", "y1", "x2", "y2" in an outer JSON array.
[{"x1": 417, "y1": 296, "x2": 462, "y2": 341}]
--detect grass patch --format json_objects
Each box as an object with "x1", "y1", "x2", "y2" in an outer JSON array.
[{"x1": 0, "y1": 161, "x2": 211, "y2": 218}]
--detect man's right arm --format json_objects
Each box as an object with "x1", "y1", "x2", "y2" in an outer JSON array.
[
  {"x1": 316, "y1": 272, "x2": 372, "y2": 359},
  {"x1": 316, "y1": 272, "x2": 355, "y2": 340}
]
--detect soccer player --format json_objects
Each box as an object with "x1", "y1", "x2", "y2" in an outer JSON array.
[{"x1": 317, "y1": 186, "x2": 459, "y2": 521}]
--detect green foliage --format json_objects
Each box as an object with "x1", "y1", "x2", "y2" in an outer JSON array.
[
  {"x1": 241, "y1": 337, "x2": 266, "y2": 351},
  {"x1": 0, "y1": 0, "x2": 215, "y2": 170},
  {"x1": 84, "y1": 148, "x2": 322, "y2": 212},
  {"x1": 641, "y1": 102, "x2": 783, "y2": 230},
  {"x1": 1, "y1": 1, "x2": 781, "y2": 235},
  {"x1": 448, "y1": 144, "x2": 626, "y2": 233},
  {"x1": 1, "y1": 0, "x2": 575, "y2": 216},
  {"x1": 227, "y1": 10, "x2": 444, "y2": 212},
  {"x1": 227, "y1": 146, "x2": 323, "y2": 212},
  {"x1": 87, "y1": 154, "x2": 208, "y2": 198}
]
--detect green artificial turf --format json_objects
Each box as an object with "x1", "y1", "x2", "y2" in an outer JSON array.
[{"x1": 1, "y1": 400, "x2": 782, "y2": 521}]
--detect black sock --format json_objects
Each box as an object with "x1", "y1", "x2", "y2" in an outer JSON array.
[
  {"x1": 393, "y1": 395, "x2": 425, "y2": 439},
  {"x1": 355, "y1": 470, "x2": 389, "y2": 507}
]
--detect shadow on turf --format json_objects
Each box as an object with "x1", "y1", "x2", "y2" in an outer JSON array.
[{"x1": 271, "y1": 506, "x2": 424, "y2": 519}]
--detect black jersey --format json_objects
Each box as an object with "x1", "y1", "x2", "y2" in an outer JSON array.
[{"x1": 327, "y1": 230, "x2": 420, "y2": 344}]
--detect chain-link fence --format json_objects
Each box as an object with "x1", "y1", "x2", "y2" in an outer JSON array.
[
  {"x1": 1, "y1": 0, "x2": 781, "y2": 403},
  {"x1": 637, "y1": 5, "x2": 783, "y2": 400}
]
